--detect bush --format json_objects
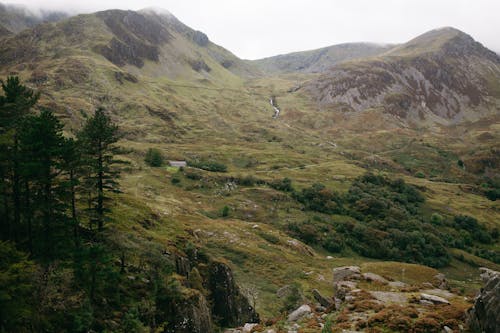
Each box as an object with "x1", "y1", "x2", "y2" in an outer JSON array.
[
  {"x1": 269, "y1": 177, "x2": 293, "y2": 192},
  {"x1": 221, "y1": 205, "x2": 230, "y2": 217},
  {"x1": 188, "y1": 159, "x2": 227, "y2": 172},
  {"x1": 144, "y1": 148, "x2": 164, "y2": 167},
  {"x1": 294, "y1": 183, "x2": 343, "y2": 214}
]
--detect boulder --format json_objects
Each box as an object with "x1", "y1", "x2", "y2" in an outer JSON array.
[
  {"x1": 242, "y1": 323, "x2": 258, "y2": 333},
  {"x1": 388, "y1": 281, "x2": 407, "y2": 289},
  {"x1": 420, "y1": 293, "x2": 450, "y2": 305},
  {"x1": 287, "y1": 304, "x2": 312, "y2": 322},
  {"x1": 363, "y1": 272, "x2": 389, "y2": 284},
  {"x1": 467, "y1": 268, "x2": 500, "y2": 333},
  {"x1": 312, "y1": 289, "x2": 333, "y2": 308},
  {"x1": 333, "y1": 266, "x2": 361, "y2": 282},
  {"x1": 433, "y1": 273, "x2": 449, "y2": 289}
]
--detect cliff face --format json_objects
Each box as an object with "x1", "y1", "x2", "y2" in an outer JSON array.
[
  {"x1": 467, "y1": 268, "x2": 500, "y2": 333},
  {"x1": 304, "y1": 28, "x2": 500, "y2": 124},
  {"x1": 165, "y1": 253, "x2": 259, "y2": 332}
]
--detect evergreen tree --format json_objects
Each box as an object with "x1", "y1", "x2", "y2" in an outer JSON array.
[
  {"x1": 78, "y1": 108, "x2": 120, "y2": 231},
  {"x1": 0, "y1": 76, "x2": 39, "y2": 242},
  {"x1": 19, "y1": 109, "x2": 67, "y2": 257}
]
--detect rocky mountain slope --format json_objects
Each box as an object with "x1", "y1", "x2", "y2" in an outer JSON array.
[
  {"x1": 0, "y1": 7, "x2": 259, "y2": 86},
  {"x1": 303, "y1": 27, "x2": 500, "y2": 125},
  {"x1": 251, "y1": 42, "x2": 393, "y2": 74}
]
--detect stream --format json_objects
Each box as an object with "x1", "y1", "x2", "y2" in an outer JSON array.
[{"x1": 270, "y1": 97, "x2": 280, "y2": 118}]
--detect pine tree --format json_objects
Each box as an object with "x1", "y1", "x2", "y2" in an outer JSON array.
[
  {"x1": 0, "y1": 76, "x2": 39, "y2": 242},
  {"x1": 78, "y1": 108, "x2": 120, "y2": 231},
  {"x1": 19, "y1": 109, "x2": 66, "y2": 257},
  {"x1": 61, "y1": 137, "x2": 82, "y2": 247}
]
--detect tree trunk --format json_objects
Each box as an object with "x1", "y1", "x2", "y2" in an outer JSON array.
[
  {"x1": 24, "y1": 181, "x2": 32, "y2": 255},
  {"x1": 97, "y1": 141, "x2": 104, "y2": 231},
  {"x1": 70, "y1": 169, "x2": 79, "y2": 247}
]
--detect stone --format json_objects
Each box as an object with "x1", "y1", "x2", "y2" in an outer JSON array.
[
  {"x1": 287, "y1": 304, "x2": 312, "y2": 322},
  {"x1": 242, "y1": 323, "x2": 258, "y2": 333},
  {"x1": 363, "y1": 272, "x2": 389, "y2": 284},
  {"x1": 467, "y1": 268, "x2": 500, "y2": 333},
  {"x1": 420, "y1": 293, "x2": 450, "y2": 305},
  {"x1": 420, "y1": 299, "x2": 434, "y2": 306},
  {"x1": 333, "y1": 266, "x2": 361, "y2": 282},
  {"x1": 443, "y1": 326, "x2": 453, "y2": 333},
  {"x1": 277, "y1": 285, "x2": 292, "y2": 298},
  {"x1": 312, "y1": 289, "x2": 333, "y2": 308},
  {"x1": 388, "y1": 281, "x2": 407, "y2": 288},
  {"x1": 434, "y1": 273, "x2": 449, "y2": 289}
]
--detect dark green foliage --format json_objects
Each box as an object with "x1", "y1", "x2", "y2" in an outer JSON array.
[
  {"x1": 78, "y1": 107, "x2": 120, "y2": 231},
  {"x1": 269, "y1": 177, "x2": 293, "y2": 192},
  {"x1": 188, "y1": 159, "x2": 227, "y2": 172},
  {"x1": 144, "y1": 148, "x2": 163, "y2": 167},
  {"x1": 0, "y1": 241, "x2": 35, "y2": 331},
  {"x1": 288, "y1": 173, "x2": 451, "y2": 267},
  {"x1": 221, "y1": 205, "x2": 230, "y2": 217},
  {"x1": 294, "y1": 183, "x2": 343, "y2": 214}
]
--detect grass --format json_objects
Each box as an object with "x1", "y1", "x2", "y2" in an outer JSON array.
[{"x1": 1, "y1": 13, "x2": 499, "y2": 322}]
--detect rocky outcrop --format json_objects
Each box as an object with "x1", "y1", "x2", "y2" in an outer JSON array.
[
  {"x1": 305, "y1": 28, "x2": 500, "y2": 124},
  {"x1": 467, "y1": 268, "x2": 500, "y2": 333},
  {"x1": 172, "y1": 290, "x2": 213, "y2": 333},
  {"x1": 209, "y1": 261, "x2": 260, "y2": 327}
]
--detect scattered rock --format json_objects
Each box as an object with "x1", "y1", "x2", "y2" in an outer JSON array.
[
  {"x1": 287, "y1": 304, "x2": 311, "y2": 322},
  {"x1": 312, "y1": 289, "x2": 333, "y2": 308},
  {"x1": 333, "y1": 266, "x2": 361, "y2": 282},
  {"x1": 242, "y1": 323, "x2": 258, "y2": 333},
  {"x1": 420, "y1": 293, "x2": 450, "y2": 305},
  {"x1": 467, "y1": 268, "x2": 500, "y2": 333},
  {"x1": 433, "y1": 273, "x2": 449, "y2": 289},
  {"x1": 363, "y1": 272, "x2": 389, "y2": 284},
  {"x1": 420, "y1": 299, "x2": 434, "y2": 306}
]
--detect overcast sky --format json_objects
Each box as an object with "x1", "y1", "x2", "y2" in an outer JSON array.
[{"x1": 5, "y1": 0, "x2": 500, "y2": 59}]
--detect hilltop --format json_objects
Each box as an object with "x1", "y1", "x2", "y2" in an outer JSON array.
[
  {"x1": 250, "y1": 42, "x2": 394, "y2": 74},
  {"x1": 303, "y1": 27, "x2": 500, "y2": 125}
]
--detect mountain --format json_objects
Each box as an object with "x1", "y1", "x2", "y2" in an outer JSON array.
[
  {"x1": 251, "y1": 42, "x2": 394, "y2": 74},
  {"x1": 0, "y1": 8, "x2": 499, "y2": 333},
  {"x1": 303, "y1": 27, "x2": 500, "y2": 124},
  {"x1": 0, "y1": 8, "x2": 259, "y2": 86},
  {"x1": 0, "y1": 2, "x2": 68, "y2": 34}
]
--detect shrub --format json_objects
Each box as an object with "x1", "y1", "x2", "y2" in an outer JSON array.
[
  {"x1": 144, "y1": 148, "x2": 164, "y2": 167},
  {"x1": 221, "y1": 205, "x2": 230, "y2": 217},
  {"x1": 188, "y1": 159, "x2": 227, "y2": 172},
  {"x1": 269, "y1": 177, "x2": 293, "y2": 192}
]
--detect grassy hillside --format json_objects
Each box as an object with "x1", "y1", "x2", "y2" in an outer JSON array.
[{"x1": 0, "y1": 9, "x2": 499, "y2": 332}]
